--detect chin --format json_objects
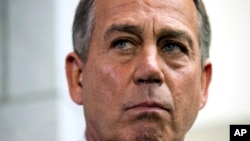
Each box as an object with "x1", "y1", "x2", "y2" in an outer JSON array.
[
  {"x1": 127, "y1": 123, "x2": 165, "y2": 141},
  {"x1": 122, "y1": 111, "x2": 169, "y2": 141}
]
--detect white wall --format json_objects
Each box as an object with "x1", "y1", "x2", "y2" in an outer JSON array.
[
  {"x1": 0, "y1": 0, "x2": 5, "y2": 100},
  {"x1": 0, "y1": 0, "x2": 58, "y2": 141}
]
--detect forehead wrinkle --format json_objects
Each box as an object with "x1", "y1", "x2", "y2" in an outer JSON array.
[
  {"x1": 108, "y1": 1, "x2": 137, "y2": 11},
  {"x1": 140, "y1": 0, "x2": 198, "y2": 30},
  {"x1": 104, "y1": 23, "x2": 143, "y2": 41},
  {"x1": 96, "y1": 0, "x2": 138, "y2": 18},
  {"x1": 95, "y1": 0, "x2": 198, "y2": 47}
]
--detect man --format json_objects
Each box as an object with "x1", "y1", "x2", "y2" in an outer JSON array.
[{"x1": 65, "y1": 0, "x2": 212, "y2": 141}]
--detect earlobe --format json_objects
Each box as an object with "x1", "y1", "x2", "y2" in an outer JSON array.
[
  {"x1": 65, "y1": 52, "x2": 84, "y2": 105},
  {"x1": 199, "y1": 60, "x2": 212, "y2": 109}
]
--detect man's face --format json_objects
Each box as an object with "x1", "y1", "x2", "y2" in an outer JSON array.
[{"x1": 66, "y1": 0, "x2": 212, "y2": 141}]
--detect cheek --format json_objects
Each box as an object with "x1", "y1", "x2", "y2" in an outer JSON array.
[
  {"x1": 169, "y1": 67, "x2": 202, "y2": 133},
  {"x1": 82, "y1": 61, "x2": 131, "y2": 115},
  {"x1": 82, "y1": 60, "x2": 135, "y2": 137},
  {"x1": 83, "y1": 64, "x2": 117, "y2": 105},
  {"x1": 96, "y1": 64, "x2": 129, "y2": 98},
  {"x1": 180, "y1": 73, "x2": 201, "y2": 115},
  {"x1": 175, "y1": 71, "x2": 201, "y2": 106}
]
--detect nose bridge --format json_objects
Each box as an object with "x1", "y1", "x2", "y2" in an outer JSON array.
[
  {"x1": 139, "y1": 44, "x2": 159, "y2": 70},
  {"x1": 134, "y1": 44, "x2": 164, "y2": 85}
]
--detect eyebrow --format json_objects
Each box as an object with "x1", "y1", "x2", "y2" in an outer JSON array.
[
  {"x1": 104, "y1": 23, "x2": 194, "y2": 48},
  {"x1": 158, "y1": 29, "x2": 194, "y2": 48},
  {"x1": 104, "y1": 24, "x2": 142, "y2": 40}
]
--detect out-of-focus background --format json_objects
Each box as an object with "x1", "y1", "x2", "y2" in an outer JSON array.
[{"x1": 0, "y1": 0, "x2": 249, "y2": 141}]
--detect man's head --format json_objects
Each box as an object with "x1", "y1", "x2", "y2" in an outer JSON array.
[
  {"x1": 72, "y1": 0, "x2": 211, "y2": 64},
  {"x1": 66, "y1": 0, "x2": 212, "y2": 141}
]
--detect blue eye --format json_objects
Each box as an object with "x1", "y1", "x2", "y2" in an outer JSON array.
[
  {"x1": 112, "y1": 39, "x2": 135, "y2": 50},
  {"x1": 116, "y1": 40, "x2": 128, "y2": 49},
  {"x1": 162, "y1": 43, "x2": 182, "y2": 53},
  {"x1": 164, "y1": 44, "x2": 175, "y2": 51}
]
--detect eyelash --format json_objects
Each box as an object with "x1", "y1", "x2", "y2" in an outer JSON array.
[
  {"x1": 110, "y1": 38, "x2": 188, "y2": 57},
  {"x1": 161, "y1": 41, "x2": 187, "y2": 52},
  {"x1": 111, "y1": 38, "x2": 137, "y2": 52},
  {"x1": 112, "y1": 38, "x2": 130, "y2": 47}
]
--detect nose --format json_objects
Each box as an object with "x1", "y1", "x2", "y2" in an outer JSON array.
[{"x1": 133, "y1": 46, "x2": 164, "y2": 86}]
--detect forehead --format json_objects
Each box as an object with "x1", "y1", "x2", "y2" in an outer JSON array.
[
  {"x1": 94, "y1": 0, "x2": 197, "y2": 19},
  {"x1": 93, "y1": 0, "x2": 198, "y2": 33}
]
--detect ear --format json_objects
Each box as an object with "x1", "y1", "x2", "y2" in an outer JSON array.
[
  {"x1": 65, "y1": 52, "x2": 84, "y2": 105},
  {"x1": 199, "y1": 60, "x2": 212, "y2": 109}
]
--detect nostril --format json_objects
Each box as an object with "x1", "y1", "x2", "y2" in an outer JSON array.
[
  {"x1": 153, "y1": 79, "x2": 161, "y2": 83},
  {"x1": 137, "y1": 78, "x2": 161, "y2": 84},
  {"x1": 137, "y1": 79, "x2": 146, "y2": 83}
]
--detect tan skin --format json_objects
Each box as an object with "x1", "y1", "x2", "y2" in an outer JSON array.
[{"x1": 66, "y1": 0, "x2": 212, "y2": 141}]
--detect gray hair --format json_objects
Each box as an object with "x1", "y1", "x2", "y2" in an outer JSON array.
[
  {"x1": 72, "y1": 0, "x2": 211, "y2": 64},
  {"x1": 72, "y1": 0, "x2": 94, "y2": 62},
  {"x1": 194, "y1": 0, "x2": 211, "y2": 65}
]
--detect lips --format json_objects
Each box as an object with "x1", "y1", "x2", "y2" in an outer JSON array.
[{"x1": 125, "y1": 100, "x2": 172, "y2": 113}]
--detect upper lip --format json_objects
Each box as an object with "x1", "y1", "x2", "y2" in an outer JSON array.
[{"x1": 125, "y1": 100, "x2": 172, "y2": 113}]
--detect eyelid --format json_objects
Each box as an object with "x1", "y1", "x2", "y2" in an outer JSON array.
[
  {"x1": 109, "y1": 38, "x2": 140, "y2": 56},
  {"x1": 159, "y1": 40, "x2": 188, "y2": 54},
  {"x1": 111, "y1": 37, "x2": 137, "y2": 48}
]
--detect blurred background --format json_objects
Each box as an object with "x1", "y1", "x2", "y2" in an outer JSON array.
[{"x1": 0, "y1": 0, "x2": 249, "y2": 141}]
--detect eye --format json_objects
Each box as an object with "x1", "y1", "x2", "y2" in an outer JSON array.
[
  {"x1": 116, "y1": 40, "x2": 129, "y2": 48},
  {"x1": 162, "y1": 42, "x2": 181, "y2": 53},
  {"x1": 161, "y1": 41, "x2": 187, "y2": 55},
  {"x1": 111, "y1": 39, "x2": 136, "y2": 53}
]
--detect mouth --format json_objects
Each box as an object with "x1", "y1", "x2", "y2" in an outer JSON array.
[{"x1": 124, "y1": 100, "x2": 172, "y2": 114}]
